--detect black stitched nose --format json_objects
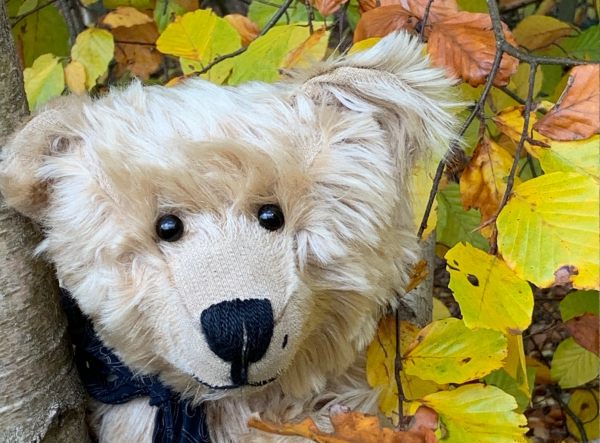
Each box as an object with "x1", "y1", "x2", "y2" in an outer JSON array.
[{"x1": 200, "y1": 298, "x2": 274, "y2": 386}]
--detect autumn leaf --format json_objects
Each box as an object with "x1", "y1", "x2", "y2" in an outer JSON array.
[
  {"x1": 528, "y1": 135, "x2": 600, "y2": 181},
  {"x1": 403, "y1": 318, "x2": 507, "y2": 384},
  {"x1": 417, "y1": 384, "x2": 528, "y2": 442},
  {"x1": 400, "y1": 0, "x2": 458, "y2": 21},
  {"x1": 565, "y1": 313, "x2": 599, "y2": 356},
  {"x1": 154, "y1": 0, "x2": 197, "y2": 33},
  {"x1": 534, "y1": 64, "x2": 600, "y2": 140},
  {"x1": 496, "y1": 172, "x2": 600, "y2": 289},
  {"x1": 311, "y1": 0, "x2": 348, "y2": 16},
  {"x1": 282, "y1": 27, "x2": 329, "y2": 69},
  {"x1": 112, "y1": 22, "x2": 161, "y2": 80},
  {"x1": 567, "y1": 390, "x2": 600, "y2": 441},
  {"x1": 445, "y1": 243, "x2": 533, "y2": 334},
  {"x1": 102, "y1": 6, "x2": 153, "y2": 28},
  {"x1": 460, "y1": 137, "x2": 517, "y2": 229},
  {"x1": 354, "y1": 6, "x2": 417, "y2": 42},
  {"x1": 64, "y1": 61, "x2": 86, "y2": 94},
  {"x1": 427, "y1": 12, "x2": 519, "y2": 87},
  {"x1": 512, "y1": 15, "x2": 576, "y2": 51},
  {"x1": 551, "y1": 337, "x2": 600, "y2": 388},
  {"x1": 23, "y1": 53, "x2": 64, "y2": 111},
  {"x1": 71, "y1": 28, "x2": 115, "y2": 90},
  {"x1": 249, "y1": 405, "x2": 439, "y2": 442},
  {"x1": 224, "y1": 14, "x2": 259, "y2": 46}
]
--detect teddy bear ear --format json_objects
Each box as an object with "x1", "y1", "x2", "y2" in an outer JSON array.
[
  {"x1": 296, "y1": 31, "x2": 462, "y2": 170},
  {"x1": 0, "y1": 103, "x2": 78, "y2": 221}
]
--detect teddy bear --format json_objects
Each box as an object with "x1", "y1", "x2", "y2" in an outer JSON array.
[{"x1": 0, "y1": 32, "x2": 458, "y2": 442}]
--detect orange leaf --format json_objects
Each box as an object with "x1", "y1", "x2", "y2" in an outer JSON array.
[
  {"x1": 111, "y1": 22, "x2": 161, "y2": 80},
  {"x1": 427, "y1": 12, "x2": 519, "y2": 87},
  {"x1": 354, "y1": 5, "x2": 418, "y2": 42},
  {"x1": 224, "y1": 14, "x2": 259, "y2": 46},
  {"x1": 533, "y1": 65, "x2": 600, "y2": 141},
  {"x1": 311, "y1": 0, "x2": 349, "y2": 16},
  {"x1": 281, "y1": 27, "x2": 328, "y2": 69},
  {"x1": 460, "y1": 137, "x2": 516, "y2": 231},
  {"x1": 248, "y1": 406, "x2": 438, "y2": 443},
  {"x1": 565, "y1": 313, "x2": 600, "y2": 356},
  {"x1": 401, "y1": 0, "x2": 458, "y2": 21}
]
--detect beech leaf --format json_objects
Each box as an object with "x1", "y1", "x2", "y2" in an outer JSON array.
[
  {"x1": 512, "y1": 15, "x2": 576, "y2": 51},
  {"x1": 559, "y1": 290, "x2": 599, "y2": 321},
  {"x1": 565, "y1": 313, "x2": 599, "y2": 356},
  {"x1": 224, "y1": 14, "x2": 259, "y2": 46},
  {"x1": 23, "y1": 53, "x2": 64, "y2": 111},
  {"x1": 102, "y1": 6, "x2": 153, "y2": 28},
  {"x1": 64, "y1": 61, "x2": 86, "y2": 95},
  {"x1": 71, "y1": 28, "x2": 115, "y2": 90},
  {"x1": 354, "y1": 5, "x2": 417, "y2": 42},
  {"x1": 567, "y1": 390, "x2": 600, "y2": 441},
  {"x1": 112, "y1": 22, "x2": 162, "y2": 80},
  {"x1": 551, "y1": 337, "x2": 600, "y2": 388}
]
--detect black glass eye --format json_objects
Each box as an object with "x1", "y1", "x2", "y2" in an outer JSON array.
[
  {"x1": 257, "y1": 204, "x2": 285, "y2": 231},
  {"x1": 156, "y1": 214, "x2": 184, "y2": 242}
]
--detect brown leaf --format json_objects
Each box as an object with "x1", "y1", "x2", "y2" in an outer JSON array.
[
  {"x1": 565, "y1": 313, "x2": 600, "y2": 356},
  {"x1": 354, "y1": 5, "x2": 418, "y2": 42},
  {"x1": 357, "y1": 0, "x2": 457, "y2": 20},
  {"x1": 111, "y1": 22, "x2": 162, "y2": 80},
  {"x1": 405, "y1": 260, "x2": 429, "y2": 293},
  {"x1": 248, "y1": 406, "x2": 438, "y2": 443},
  {"x1": 533, "y1": 65, "x2": 600, "y2": 141},
  {"x1": 512, "y1": 15, "x2": 576, "y2": 51},
  {"x1": 224, "y1": 14, "x2": 259, "y2": 46},
  {"x1": 427, "y1": 12, "x2": 519, "y2": 87},
  {"x1": 102, "y1": 6, "x2": 153, "y2": 28},
  {"x1": 311, "y1": 0, "x2": 348, "y2": 16}
]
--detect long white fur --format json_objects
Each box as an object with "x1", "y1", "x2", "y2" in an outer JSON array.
[{"x1": 0, "y1": 33, "x2": 460, "y2": 442}]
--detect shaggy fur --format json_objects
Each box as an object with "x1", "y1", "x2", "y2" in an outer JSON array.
[{"x1": 0, "y1": 33, "x2": 459, "y2": 442}]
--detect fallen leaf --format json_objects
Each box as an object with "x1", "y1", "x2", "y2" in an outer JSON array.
[
  {"x1": 112, "y1": 22, "x2": 161, "y2": 80},
  {"x1": 512, "y1": 15, "x2": 576, "y2": 50},
  {"x1": 567, "y1": 390, "x2": 600, "y2": 441},
  {"x1": 418, "y1": 384, "x2": 528, "y2": 442},
  {"x1": 354, "y1": 5, "x2": 418, "y2": 42},
  {"x1": 102, "y1": 6, "x2": 153, "y2": 28},
  {"x1": 460, "y1": 137, "x2": 517, "y2": 228},
  {"x1": 427, "y1": 12, "x2": 519, "y2": 86},
  {"x1": 64, "y1": 60, "x2": 86, "y2": 94},
  {"x1": 551, "y1": 337, "x2": 600, "y2": 388},
  {"x1": 71, "y1": 28, "x2": 115, "y2": 90},
  {"x1": 445, "y1": 243, "x2": 533, "y2": 334},
  {"x1": 496, "y1": 172, "x2": 600, "y2": 289},
  {"x1": 248, "y1": 406, "x2": 439, "y2": 442},
  {"x1": 224, "y1": 14, "x2": 259, "y2": 46},
  {"x1": 565, "y1": 313, "x2": 599, "y2": 356},
  {"x1": 534, "y1": 65, "x2": 600, "y2": 140},
  {"x1": 403, "y1": 318, "x2": 507, "y2": 384},
  {"x1": 23, "y1": 53, "x2": 64, "y2": 111}
]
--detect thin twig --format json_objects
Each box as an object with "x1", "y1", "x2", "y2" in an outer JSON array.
[
  {"x1": 548, "y1": 385, "x2": 589, "y2": 442},
  {"x1": 489, "y1": 62, "x2": 538, "y2": 254},
  {"x1": 394, "y1": 308, "x2": 406, "y2": 429},
  {"x1": 496, "y1": 85, "x2": 527, "y2": 105},
  {"x1": 115, "y1": 40, "x2": 156, "y2": 46},
  {"x1": 10, "y1": 0, "x2": 59, "y2": 26},
  {"x1": 195, "y1": 0, "x2": 294, "y2": 76},
  {"x1": 419, "y1": 0, "x2": 435, "y2": 42}
]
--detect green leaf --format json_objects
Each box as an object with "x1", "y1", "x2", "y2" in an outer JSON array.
[
  {"x1": 23, "y1": 53, "x2": 64, "y2": 111},
  {"x1": 154, "y1": 0, "x2": 193, "y2": 33},
  {"x1": 103, "y1": 0, "x2": 152, "y2": 8},
  {"x1": 10, "y1": 1, "x2": 70, "y2": 67},
  {"x1": 529, "y1": 135, "x2": 600, "y2": 180},
  {"x1": 71, "y1": 28, "x2": 115, "y2": 90},
  {"x1": 403, "y1": 318, "x2": 507, "y2": 384},
  {"x1": 436, "y1": 183, "x2": 489, "y2": 251},
  {"x1": 17, "y1": 0, "x2": 37, "y2": 16},
  {"x1": 483, "y1": 367, "x2": 535, "y2": 412},
  {"x1": 560, "y1": 290, "x2": 600, "y2": 321},
  {"x1": 446, "y1": 243, "x2": 533, "y2": 334},
  {"x1": 491, "y1": 64, "x2": 543, "y2": 111},
  {"x1": 512, "y1": 15, "x2": 575, "y2": 51},
  {"x1": 551, "y1": 337, "x2": 600, "y2": 388},
  {"x1": 419, "y1": 384, "x2": 528, "y2": 443},
  {"x1": 457, "y1": 0, "x2": 488, "y2": 12},
  {"x1": 497, "y1": 172, "x2": 600, "y2": 290},
  {"x1": 248, "y1": 0, "x2": 323, "y2": 29},
  {"x1": 229, "y1": 24, "x2": 328, "y2": 85},
  {"x1": 558, "y1": 26, "x2": 600, "y2": 61}
]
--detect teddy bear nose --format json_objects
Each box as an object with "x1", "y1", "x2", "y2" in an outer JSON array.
[{"x1": 200, "y1": 298, "x2": 274, "y2": 386}]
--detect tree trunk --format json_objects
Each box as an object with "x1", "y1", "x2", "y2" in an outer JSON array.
[{"x1": 0, "y1": 2, "x2": 88, "y2": 441}]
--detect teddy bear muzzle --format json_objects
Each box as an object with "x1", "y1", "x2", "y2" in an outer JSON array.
[{"x1": 200, "y1": 298, "x2": 274, "y2": 386}]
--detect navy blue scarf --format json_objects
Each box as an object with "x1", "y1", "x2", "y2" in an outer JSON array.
[{"x1": 60, "y1": 290, "x2": 211, "y2": 443}]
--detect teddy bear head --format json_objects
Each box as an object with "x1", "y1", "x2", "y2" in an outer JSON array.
[{"x1": 0, "y1": 33, "x2": 458, "y2": 401}]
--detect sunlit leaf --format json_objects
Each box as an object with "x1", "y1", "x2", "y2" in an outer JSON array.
[
  {"x1": 446, "y1": 243, "x2": 533, "y2": 334},
  {"x1": 559, "y1": 290, "x2": 600, "y2": 321},
  {"x1": 566, "y1": 390, "x2": 600, "y2": 441},
  {"x1": 418, "y1": 384, "x2": 528, "y2": 443},
  {"x1": 512, "y1": 15, "x2": 575, "y2": 51},
  {"x1": 64, "y1": 61, "x2": 86, "y2": 95},
  {"x1": 551, "y1": 337, "x2": 600, "y2": 388},
  {"x1": 534, "y1": 65, "x2": 600, "y2": 141},
  {"x1": 403, "y1": 318, "x2": 507, "y2": 384},
  {"x1": 23, "y1": 53, "x2": 64, "y2": 111},
  {"x1": 497, "y1": 172, "x2": 600, "y2": 289},
  {"x1": 528, "y1": 135, "x2": 600, "y2": 181},
  {"x1": 71, "y1": 28, "x2": 115, "y2": 90}
]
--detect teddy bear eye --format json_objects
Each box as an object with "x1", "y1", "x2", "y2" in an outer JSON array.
[
  {"x1": 156, "y1": 214, "x2": 184, "y2": 242},
  {"x1": 257, "y1": 204, "x2": 285, "y2": 231}
]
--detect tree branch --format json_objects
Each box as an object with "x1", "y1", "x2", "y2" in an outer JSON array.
[{"x1": 10, "y1": 0, "x2": 59, "y2": 27}]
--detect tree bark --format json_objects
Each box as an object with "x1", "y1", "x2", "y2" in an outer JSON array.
[{"x1": 0, "y1": 1, "x2": 88, "y2": 441}]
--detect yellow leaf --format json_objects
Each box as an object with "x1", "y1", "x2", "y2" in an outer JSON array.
[
  {"x1": 71, "y1": 28, "x2": 115, "y2": 90},
  {"x1": 497, "y1": 172, "x2": 600, "y2": 289},
  {"x1": 445, "y1": 243, "x2": 533, "y2": 334},
  {"x1": 412, "y1": 151, "x2": 442, "y2": 239},
  {"x1": 156, "y1": 10, "x2": 241, "y2": 60},
  {"x1": 432, "y1": 298, "x2": 451, "y2": 321},
  {"x1": 102, "y1": 6, "x2": 153, "y2": 28},
  {"x1": 348, "y1": 37, "x2": 381, "y2": 54},
  {"x1": 551, "y1": 337, "x2": 600, "y2": 388},
  {"x1": 419, "y1": 384, "x2": 528, "y2": 443},
  {"x1": 567, "y1": 390, "x2": 599, "y2": 441},
  {"x1": 403, "y1": 318, "x2": 507, "y2": 384},
  {"x1": 281, "y1": 27, "x2": 329, "y2": 70},
  {"x1": 503, "y1": 334, "x2": 530, "y2": 403},
  {"x1": 529, "y1": 135, "x2": 600, "y2": 181},
  {"x1": 23, "y1": 53, "x2": 64, "y2": 111},
  {"x1": 512, "y1": 15, "x2": 576, "y2": 50},
  {"x1": 366, "y1": 316, "x2": 443, "y2": 422},
  {"x1": 64, "y1": 61, "x2": 86, "y2": 95},
  {"x1": 229, "y1": 25, "x2": 329, "y2": 85}
]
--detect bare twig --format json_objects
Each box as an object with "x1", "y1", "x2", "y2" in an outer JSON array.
[
  {"x1": 549, "y1": 385, "x2": 589, "y2": 442},
  {"x1": 394, "y1": 308, "x2": 406, "y2": 429},
  {"x1": 10, "y1": 0, "x2": 59, "y2": 27},
  {"x1": 496, "y1": 85, "x2": 527, "y2": 105},
  {"x1": 419, "y1": 0, "x2": 435, "y2": 42},
  {"x1": 195, "y1": 0, "x2": 294, "y2": 76}
]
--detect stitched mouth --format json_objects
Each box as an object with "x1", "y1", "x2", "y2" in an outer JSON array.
[{"x1": 192, "y1": 374, "x2": 277, "y2": 390}]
